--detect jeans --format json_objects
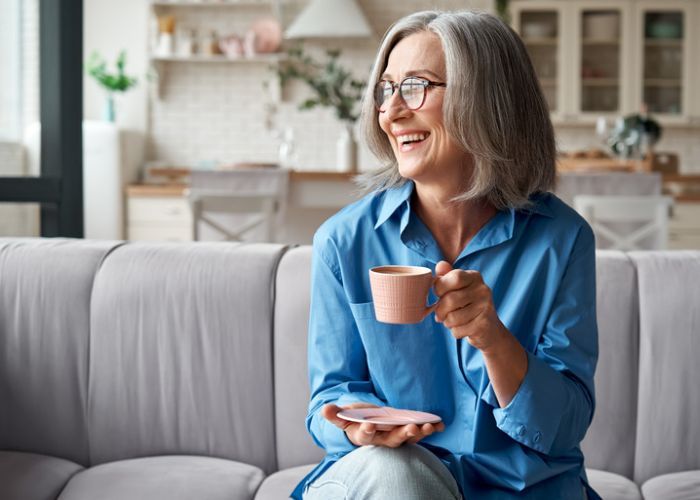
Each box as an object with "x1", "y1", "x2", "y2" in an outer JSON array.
[{"x1": 303, "y1": 444, "x2": 462, "y2": 500}]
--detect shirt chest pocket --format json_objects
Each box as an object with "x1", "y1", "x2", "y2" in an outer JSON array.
[{"x1": 348, "y1": 300, "x2": 451, "y2": 412}]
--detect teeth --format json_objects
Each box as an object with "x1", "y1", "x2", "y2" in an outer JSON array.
[{"x1": 397, "y1": 133, "x2": 427, "y2": 145}]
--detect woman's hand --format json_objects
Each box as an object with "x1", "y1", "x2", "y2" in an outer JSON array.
[
  {"x1": 321, "y1": 403, "x2": 444, "y2": 448},
  {"x1": 433, "y1": 260, "x2": 509, "y2": 353}
]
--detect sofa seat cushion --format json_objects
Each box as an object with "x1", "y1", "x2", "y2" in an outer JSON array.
[
  {"x1": 641, "y1": 470, "x2": 700, "y2": 500},
  {"x1": 0, "y1": 450, "x2": 83, "y2": 500},
  {"x1": 586, "y1": 469, "x2": 642, "y2": 500},
  {"x1": 57, "y1": 455, "x2": 264, "y2": 500},
  {"x1": 254, "y1": 464, "x2": 315, "y2": 500}
]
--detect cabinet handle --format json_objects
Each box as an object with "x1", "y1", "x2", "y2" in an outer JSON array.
[{"x1": 166, "y1": 207, "x2": 181, "y2": 215}]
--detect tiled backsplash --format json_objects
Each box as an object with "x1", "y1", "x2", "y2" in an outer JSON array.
[{"x1": 148, "y1": 0, "x2": 490, "y2": 171}]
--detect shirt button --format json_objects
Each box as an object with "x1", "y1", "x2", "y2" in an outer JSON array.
[
  {"x1": 533, "y1": 431, "x2": 542, "y2": 443},
  {"x1": 517, "y1": 425, "x2": 526, "y2": 436}
]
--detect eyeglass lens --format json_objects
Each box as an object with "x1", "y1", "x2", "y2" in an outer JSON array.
[{"x1": 375, "y1": 77, "x2": 426, "y2": 111}]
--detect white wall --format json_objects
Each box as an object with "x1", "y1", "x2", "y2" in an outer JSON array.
[{"x1": 83, "y1": 0, "x2": 149, "y2": 134}]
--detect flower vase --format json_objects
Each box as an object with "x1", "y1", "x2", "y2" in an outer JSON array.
[
  {"x1": 336, "y1": 123, "x2": 357, "y2": 173},
  {"x1": 103, "y1": 93, "x2": 116, "y2": 122}
]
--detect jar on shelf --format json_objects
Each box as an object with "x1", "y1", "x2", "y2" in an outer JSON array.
[{"x1": 201, "y1": 30, "x2": 222, "y2": 57}]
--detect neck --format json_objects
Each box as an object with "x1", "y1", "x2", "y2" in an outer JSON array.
[{"x1": 413, "y1": 186, "x2": 497, "y2": 263}]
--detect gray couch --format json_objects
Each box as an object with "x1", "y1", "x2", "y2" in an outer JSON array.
[{"x1": 0, "y1": 238, "x2": 698, "y2": 500}]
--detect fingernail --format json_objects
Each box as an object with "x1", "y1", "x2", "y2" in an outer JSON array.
[
  {"x1": 363, "y1": 429, "x2": 374, "y2": 435},
  {"x1": 407, "y1": 432, "x2": 416, "y2": 438}
]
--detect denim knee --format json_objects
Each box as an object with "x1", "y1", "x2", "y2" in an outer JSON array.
[{"x1": 305, "y1": 445, "x2": 461, "y2": 500}]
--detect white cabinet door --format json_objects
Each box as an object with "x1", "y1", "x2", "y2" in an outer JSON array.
[
  {"x1": 632, "y1": 1, "x2": 695, "y2": 125},
  {"x1": 571, "y1": 1, "x2": 633, "y2": 121},
  {"x1": 669, "y1": 202, "x2": 700, "y2": 250},
  {"x1": 127, "y1": 196, "x2": 193, "y2": 242},
  {"x1": 511, "y1": 1, "x2": 569, "y2": 121}
]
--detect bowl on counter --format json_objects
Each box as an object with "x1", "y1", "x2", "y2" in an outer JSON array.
[
  {"x1": 647, "y1": 21, "x2": 682, "y2": 39},
  {"x1": 522, "y1": 21, "x2": 555, "y2": 39}
]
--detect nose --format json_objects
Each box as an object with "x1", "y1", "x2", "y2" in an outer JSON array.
[{"x1": 381, "y1": 89, "x2": 411, "y2": 121}]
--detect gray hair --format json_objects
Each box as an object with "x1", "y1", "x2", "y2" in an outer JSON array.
[{"x1": 357, "y1": 10, "x2": 556, "y2": 210}]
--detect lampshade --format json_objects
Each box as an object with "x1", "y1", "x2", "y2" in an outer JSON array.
[{"x1": 284, "y1": 0, "x2": 373, "y2": 39}]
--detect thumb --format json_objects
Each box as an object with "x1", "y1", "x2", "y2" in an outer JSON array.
[{"x1": 435, "y1": 260, "x2": 453, "y2": 278}]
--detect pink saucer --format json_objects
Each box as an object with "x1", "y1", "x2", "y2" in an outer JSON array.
[{"x1": 337, "y1": 407, "x2": 442, "y2": 432}]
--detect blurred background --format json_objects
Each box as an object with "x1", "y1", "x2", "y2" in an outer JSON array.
[{"x1": 1, "y1": 0, "x2": 699, "y2": 249}]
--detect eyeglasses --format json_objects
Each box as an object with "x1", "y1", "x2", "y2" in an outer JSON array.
[{"x1": 374, "y1": 76, "x2": 447, "y2": 112}]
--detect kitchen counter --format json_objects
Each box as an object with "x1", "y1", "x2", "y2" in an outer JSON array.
[{"x1": 126, "y1": 170, "x2": 361, "y2": 244}]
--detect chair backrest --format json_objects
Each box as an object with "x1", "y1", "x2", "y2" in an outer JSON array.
[
  {"x1": 188, "y1": 169, "x2": 289, "y2": 243},
  {"x1": 189, "y1": 190, "x2": 278, "y2": 242},
  {"x1": 574, "y1": 195, "x2": 673, "y2": 250}
]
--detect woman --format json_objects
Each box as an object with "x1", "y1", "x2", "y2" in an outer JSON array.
[{"x1": 292, "y1": 10, "x2": 599, "y2": 500}]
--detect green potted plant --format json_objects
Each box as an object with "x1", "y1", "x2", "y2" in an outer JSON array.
[
  {"x1": 85, "y1": 50, "x2": 138, "y2": 123},
  {"x1": 276, "y1": 46, "x2": 366, "y2": 172}
]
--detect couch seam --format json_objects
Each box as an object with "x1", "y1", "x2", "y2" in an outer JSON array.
[
  {"x1": 84, "y1": 240, "x2": 129, "y2": 467},
  {"x1": 268, "y1": 243, "x2": 295, "y2": 474}
]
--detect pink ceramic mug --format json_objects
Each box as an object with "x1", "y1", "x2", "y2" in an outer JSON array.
[{"x1": 369, "y1": 265, "x2": 436, "y2": 324}]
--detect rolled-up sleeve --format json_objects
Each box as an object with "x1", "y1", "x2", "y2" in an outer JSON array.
[
  {"x1": 306, "y1": 234, "x2": 385, "y2": 455},
  {"x1": 481, "y1": 224, "x2": 598, "y2": 456}
]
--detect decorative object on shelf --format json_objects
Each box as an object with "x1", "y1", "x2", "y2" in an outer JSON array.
[
  {"x1": 85, "y1": 50, "x2": 138, "y2": 123},
  {"x1": 276, "y1": 46, "x2": 365, "y2": 172},
  {"x1": 202, "y1": 30, "x2": 222, "y2": 56},
  {"x1": 219, "y1": 34, "x2": 244, "y2": 59},
  {"x1": 583, "y1": 12, "x2": 619, "y2": 41},
  {"x1": 607, "y1": 105, "x2": 662, "y2": 160},
  {"x1": 176, "y1": 27, "x2": 197, "y2": 56},
  {"x1": 156, "y1": 15, "x2": 176, "y2": 56},
  {"x1": 284, "y1": 0, "x2": 372, "y2": 39},
  {"x1": 247, "y1": 17, "x2": 282, "y2": 54}
]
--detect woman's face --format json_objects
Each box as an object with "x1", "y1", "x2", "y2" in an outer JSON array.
[{"x1": 378, "y1": 31, "x2": 466, "y2": 185}]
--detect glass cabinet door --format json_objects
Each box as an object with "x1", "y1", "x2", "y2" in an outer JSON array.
[
  {"x1": 516, "y1": 9, "x2": 560, "y2": 113},
  {"x1": 640, "y1": 9, "x2": 685, "y2": 116},
  {"x1": 578, "y1": 9, "x2": 623, "y2": 113}
]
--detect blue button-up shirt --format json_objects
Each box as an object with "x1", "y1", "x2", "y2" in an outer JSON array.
[{"x1": 292, "y1": 181, "x2": 599, "y2": 499}]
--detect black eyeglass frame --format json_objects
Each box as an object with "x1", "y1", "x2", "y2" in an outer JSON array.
[{"x1": 374, "y1": 76, "x2": 447, "y2": 112}]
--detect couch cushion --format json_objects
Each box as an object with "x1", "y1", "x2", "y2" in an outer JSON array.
[
  {"x1": 57, "y1": 455, "x2": 263, "y2": 500},
  {"x1": 273, "y1": 246, "x2": 324, "y2": 469},
  {"x1": 586, "y1": 469, "x2": 642, "y2": 500},
  {"x1": 0, "y1": 450, "x2": 83, "y2": 500},
  {"x1": 0, "y1": 238, "x2": 122, "y2": 465},
  {"x1": 641, "y1": 470, "x2": 700, "y2": 500},
  {"x1": 630, "y1": 251, "x2": 700, "y2": 483},
  {"x1": 87, "y1": 242, "x2": 286, "y2": 473},
  {"x1": 581, "y1": 251, "x2": 639, "y2": 478},
  {"x1": 254, "y1": 464, "x2": 315, "y2": 500}
]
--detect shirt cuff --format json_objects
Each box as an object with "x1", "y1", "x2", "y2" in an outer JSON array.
[{"x1": 480, "y1": 352, "x2": 565, "y2": 454}]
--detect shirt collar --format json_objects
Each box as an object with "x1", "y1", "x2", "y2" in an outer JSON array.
[
  {"x1": 375, "y1": 183, "x2": 554, "y2": 228},
  {"x1": 374, "y1": 180, "x2": 414, "y2": 230}
]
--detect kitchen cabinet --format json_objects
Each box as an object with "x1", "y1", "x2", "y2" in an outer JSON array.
[
  {"x1": 125, "y1": 171, "x2": 360, "y2": 244},
  {"x1": 127, "y1": 187, "x2": 193, "y2": 242},
  {"x1": 669, "y1": 201, "x2": 700, "y2": 249},
  {"x1": 511, "y1": 0, "x2": 700, "y2": 126}
]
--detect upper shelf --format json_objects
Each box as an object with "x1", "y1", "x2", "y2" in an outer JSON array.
[
  {"x1": 151, "y1": 1, "x2": 276, "y2": 7},
  {"x1": 151, "y1": 54, "x2": 286, "y2": 63}
]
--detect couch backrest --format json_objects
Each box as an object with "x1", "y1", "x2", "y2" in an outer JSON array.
[
  {"x1": 581, "y1": 251, "x2": 639, "y2": 478},
  {"x1": 0, "y1": 238, "x2": 121, "y2": 466},
  {"x1": 630, "y1": 251, "x2": 700, "y2": 484},
  {"x1": 273, "y1": 246, "x2": 324, "y2": 469},
  {"x1": 86, "y1": 242, "x2": 286, "y2": 474}
]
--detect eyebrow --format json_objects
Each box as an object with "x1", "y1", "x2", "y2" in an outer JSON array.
[{"x1": 380, "y1": 69, "x2": 445, "y2": 81}]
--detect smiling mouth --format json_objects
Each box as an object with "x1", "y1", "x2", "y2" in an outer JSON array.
[{"x1": 397, "y1": 132, "x2": 429, "y2": 147}]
